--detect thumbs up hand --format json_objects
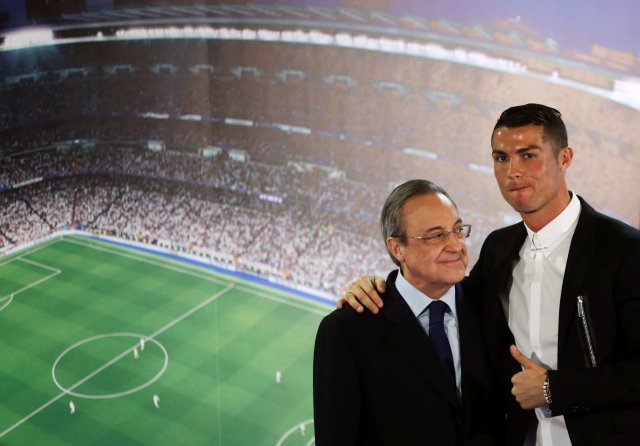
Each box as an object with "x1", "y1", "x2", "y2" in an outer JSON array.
[{"x1": 510, "y1": 345, "x2": 548, "y2": 410}]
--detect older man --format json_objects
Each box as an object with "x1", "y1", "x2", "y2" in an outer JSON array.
[{"x1": 314, "y1": 180, "x2": 502, "y2": 446}]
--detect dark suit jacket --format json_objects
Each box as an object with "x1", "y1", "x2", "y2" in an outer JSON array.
[
  {"x1": 314, "y1": 270, "x2": 503, "y2": 445},
  {"x1": 466, "y1": 196, "x2": 640, "y2": 445}
]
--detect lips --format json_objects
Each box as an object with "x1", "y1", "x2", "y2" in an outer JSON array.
[
  {"x1": 507, "y1": 184, "x2": 531, "y2": 193},
  {"x1": 439, "y1": 258, "x2": 465, "y2": 266}
]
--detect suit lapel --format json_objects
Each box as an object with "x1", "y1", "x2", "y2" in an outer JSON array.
[
  {"x1": 496, "y1": 224, "x2": 526, "y2": 315},
  {"x1": 382, "y1": 275, "x2": 460, "y2": 409},
  {"x1": 557, "y1": 198, "x2": 598, "y2": 363},
  {"x1": 457, "y1": 284, "x2": 487, "y2": 390},
  {"x1": 457, "y1": 283, "x2": 491, "y2": 433},
  {"x1": 485, "y1": 224, "x2": 525, "y2": 378}
]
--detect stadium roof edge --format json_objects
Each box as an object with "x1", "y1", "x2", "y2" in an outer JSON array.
[{"x1": 1, "y1": 4, "x2": 638, "y2": 79}]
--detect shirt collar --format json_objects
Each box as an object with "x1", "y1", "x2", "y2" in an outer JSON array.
[
  {"x1": 395, "y1": 269, "x2": 457, "y2": 318},
  {"x1": 524, "y1": 191, "x2": 581, "y2": 256}
]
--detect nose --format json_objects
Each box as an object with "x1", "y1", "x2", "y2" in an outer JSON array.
[{"x1": 506, "y1": 157, "x2": 522, "y2": 178}]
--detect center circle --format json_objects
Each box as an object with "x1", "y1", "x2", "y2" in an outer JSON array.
[
  {"x1": 51, "y1": 332, "x2": 169, "y2": 399},
  {"x1": 276, "y1": 419, "x2": 315, "y2": 446}
]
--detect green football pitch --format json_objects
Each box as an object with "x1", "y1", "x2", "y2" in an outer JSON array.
[{"x1": 0, "y1": 235, "x2": 330, "y2": 445}]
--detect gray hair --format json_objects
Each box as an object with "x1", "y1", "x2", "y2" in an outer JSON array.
[{"x1": 380, "y1": 180, "x2": 456, "y2": 266}]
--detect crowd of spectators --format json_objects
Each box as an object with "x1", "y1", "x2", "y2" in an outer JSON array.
[
  {"x1": 1, "y1": 113, "x2": 636, "y2": 296},
  {"x1": 0, "y1": 174, "x2": 393, "y2": 296},
  {"x1": 1, "y1": 39, "x2": 637, "y2": 296}
]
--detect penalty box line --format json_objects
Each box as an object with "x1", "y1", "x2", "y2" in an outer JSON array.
[
  {"x1": 0, "y1": 283, "x2": 234, "y2": 439},
  {"x1": 0, "y1": 257, "x2": 61, "y2": 301}
]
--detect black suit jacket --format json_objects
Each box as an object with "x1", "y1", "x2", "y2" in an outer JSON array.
[
  {"x1": 314, "y1": 270, "x2": 503, "y2": 445},
  {"x1": 466, "y1": 196, "x2": 640, "y2": 445}
]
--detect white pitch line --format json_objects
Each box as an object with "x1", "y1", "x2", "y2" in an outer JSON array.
[
  {"x1": 0, "y1": 284, "x2": 234, "y2": 439},
  {"x1": 237, "y1": 285, "x2": 330, "y2": 317},
  {"x1": 0, "y1": 238, "x2": 63, "y2": 268},
  {"x1": 0, "y1": 270, "x2": 60, "y2": 301},
  {"x1": 65, "y1": 237, "x2": 330, "y2": 316},
  {"x1": 17, "y1": 257, "x2": 61, "y2": 274},
  {"x1": 64, "y1": 237, "x2": 229, "y2": 286},
  {"x1": 0, "y1": 236, "x2": 326, "y2": 438},
  {"x1": 0, "y1": 257, "x2": 17, "y2": 268},
  {"x1": 0, "y1": 257, "x2": 61, "y2": 303},
  {"x1": 148, "y1": 284, "x2": 232, "y2": 339},
  {"x1": 276, "y1": 419, "x2": 315, "y2": 446}
]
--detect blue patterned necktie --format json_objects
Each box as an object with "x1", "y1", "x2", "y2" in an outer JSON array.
[{"x1": 428, "y1": 300, "x2": 455, "y2": 385}]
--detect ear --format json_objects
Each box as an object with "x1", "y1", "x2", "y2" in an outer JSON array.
[
  {"x1": 559, "y1": 146, "x2": 573, "y2": 171},
  {"x1": 386, "y1": 236, "x2": 405, "y2": 264}
]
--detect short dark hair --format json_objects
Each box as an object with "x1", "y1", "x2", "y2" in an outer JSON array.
[
  {"x1": 493, "y1": 103, "x2": 568, "y2": 154},
  {"x1": 380, "y1": 179, "x2": 456, "y2": 267}
]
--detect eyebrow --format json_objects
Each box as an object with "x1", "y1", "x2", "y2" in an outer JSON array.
[
  {"x1": 492, "y1": 146, "x2": 541, "y2": 155},
  {"x1": 423, "y1": 218, "x2": 463, "y2": 233},
  {"x1": 516, "y1": 146, "x2": 541, "y2": 154}
]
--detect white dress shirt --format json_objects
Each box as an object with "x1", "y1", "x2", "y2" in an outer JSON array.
[
  {"x1": 395, "y1": 270, "x2": 462, "y2": 396},
  {"x1": 509, "y1": 192, "x2": 581, "y2": 446}
]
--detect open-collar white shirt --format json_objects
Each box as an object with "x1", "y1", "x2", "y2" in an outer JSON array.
[{"x1": 510, "y1": 192, "x2": 581, "y2": 446}]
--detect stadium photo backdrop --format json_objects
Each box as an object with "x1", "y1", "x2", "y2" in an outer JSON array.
[{"x1": 1, "y1": 0, "x2": 639, "y2": 444}]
